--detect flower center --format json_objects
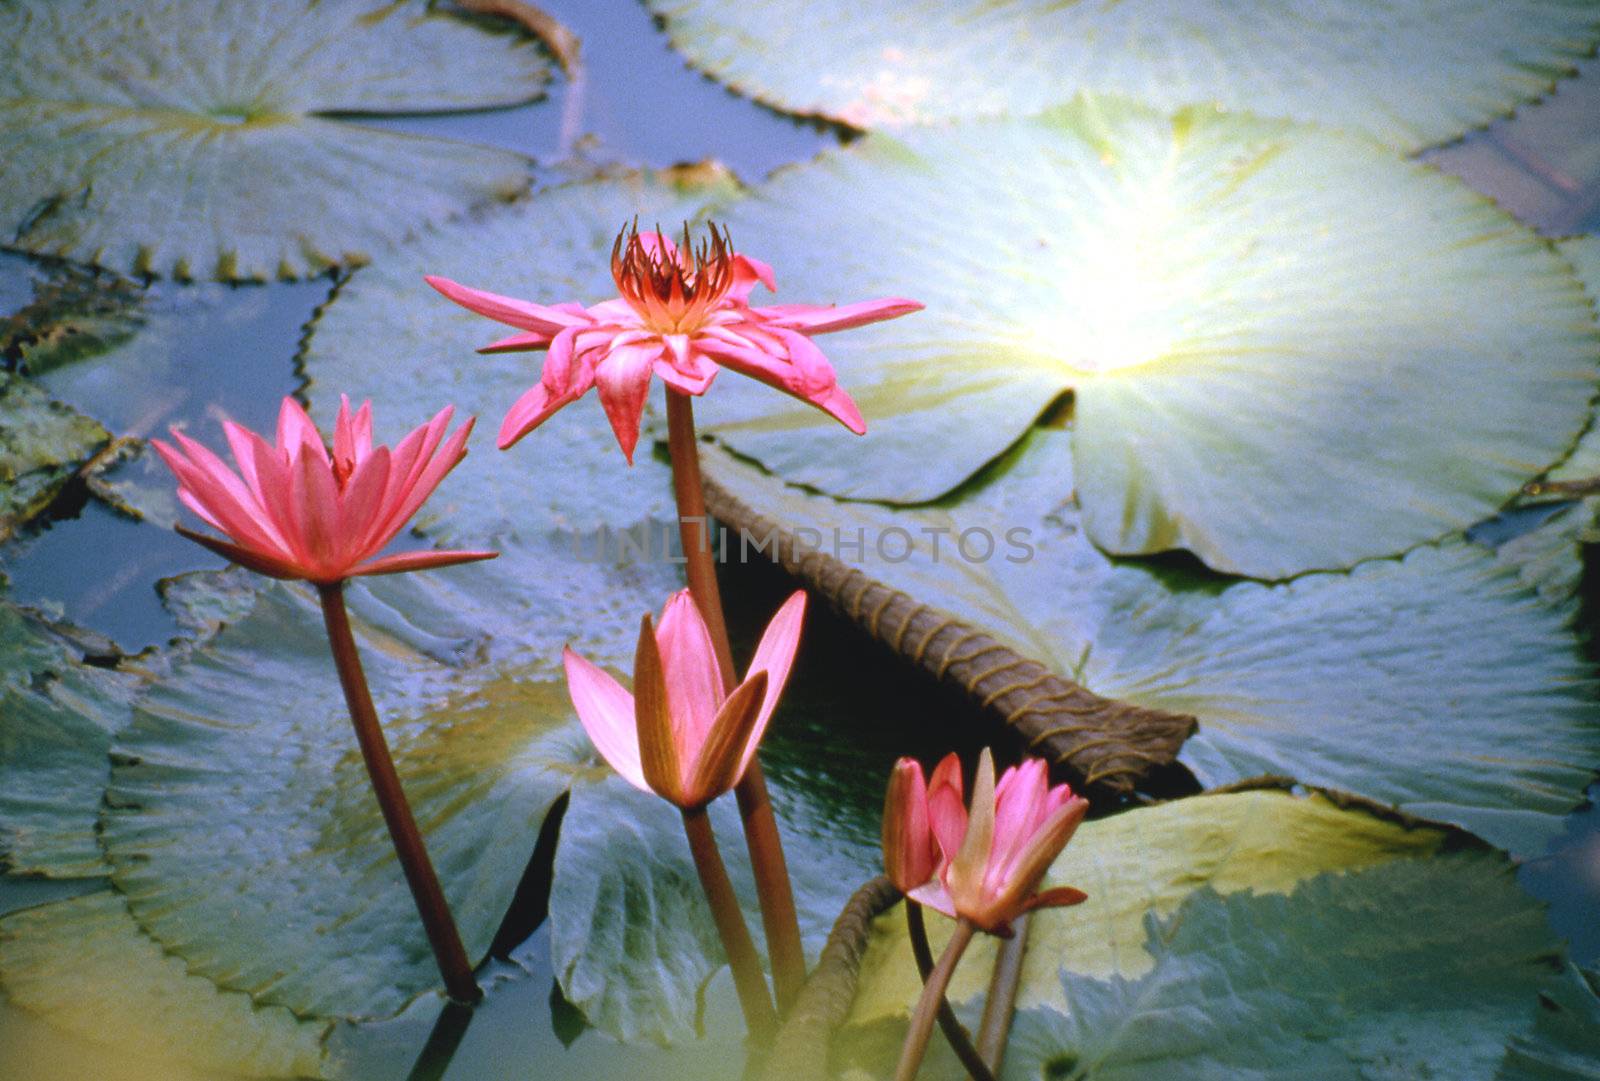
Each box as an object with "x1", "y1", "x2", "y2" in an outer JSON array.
[{"x1": 610, "y1": 220, "x2": 736, "y2": 334}]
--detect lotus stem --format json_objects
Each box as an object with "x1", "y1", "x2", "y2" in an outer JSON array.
[
  {"x1": 665, "y1": 388, "x2": 808, "y2": 1013},
  {"x1": 317, "y1": 582, "x2": 481, "y2": 1005},
  {"x1": 895, "y1": 917, "x2": 977, "y2": 1081},
  {"x1": 975, "y1": 911, "x2": 1029, "y2": 1073},
  {"x1": 680, "y1": 806, "x2": 778, "y2": 1041},
  {"x1": 906, "y1": 902, "x2": 997, "y2": 1081}
]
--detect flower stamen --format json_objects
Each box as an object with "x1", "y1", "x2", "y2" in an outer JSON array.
[{"x1": 610, "y1": 219, "x2": 737, "y2": 334}]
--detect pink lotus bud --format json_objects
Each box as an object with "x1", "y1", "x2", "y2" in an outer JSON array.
[{"x1": 563, "y1": 589, "x2": 807, "y2": 810}]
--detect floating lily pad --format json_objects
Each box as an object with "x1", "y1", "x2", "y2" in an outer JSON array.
[
  {"x1": 0, "y1": 890, "x2": 331, "y2": 1079},
  {"x1": 1546, "y1": 236, "x2": 1600, "y2": 488},
  {"x1": 0, "y1": 262, "x2": 145, "y2": 375},
  {"x1": 834, "y1": 789, "x2": 1560, "y2": 1080},
  {"x1": 694, "y1": 100, "x2": 1600, "y2": 578},
  {"x1": 645, "y1": 0, "x2": 1599, "y2": 150},
  {"x1": 101, "y1": 541, "x2": 678, "y2": 1021},
  {"x1": 302, "y1": 167, "x2": 745, "y2": 539},
  {"x1": 1499, "y1": 966, "x2": 1600, "y2": 1080},
  {"x1": 0, "y1": 374, "x2": 110, "y2": 540},
  {"x1": 0, "y1": 0, "x2": 550, "y2": 280},
  {"x1": 0, "y1": 597, "x2": 140, "y2": 877},
  {"x1": 701, "y1": 429, "x2": 1600, "y2": 854}
]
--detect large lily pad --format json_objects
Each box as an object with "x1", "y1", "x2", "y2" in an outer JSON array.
[
  {"x1": 833, "y1": 788, "x2": 1561, "y2": 1080},
  {"x1": 0, "y1": 889, "x2": 331, "y2": 1079},
  {"x1": 0, "y1": 373, "x2": 110, "y2": 540},
  {"x1": 645, "y1": 0, "x2": 1599, "y2": 150},
  {"x1": 0, "y1": 596, "x2": 140, "y2": 877},
  {"x1": 0, "y1": 0, "x2": 550, "y2": 280},
  {"x1": 701, "y1": 429, "x2": 1600, "y2": 854},
  {"x1": 1499, "y1": 966, "x2": 1600, "y2": 1080},
  {"x1": 302, "y1": 167, "x2": 743, "y2": 538},
  {"x1": 694, "y1": 100, "x2": 1600, "y2": 578},
  {"x1": 101, "y1": 541, "x2": 677, "y2": 1021},
  {"x1": 1546, "y1": 236, "x2": 1600, "y2": 488}
]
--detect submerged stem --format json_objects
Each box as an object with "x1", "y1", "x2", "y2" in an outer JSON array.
[
  {"x1": 316, "y1": 583, "x2": 481, "y2": 1004},
  {"x1": 895, "y1": 918, "x2": 977, "y2": 1081},
  {"x1": 680, "y1": 806, "x2": 778, "y2": 1041},
  {"x1": 665, "y1": 389, "x2": 807, "y2": 1013},
  {"x1": 906, "y1": 903, "x2": 997, "y2": 1081}
]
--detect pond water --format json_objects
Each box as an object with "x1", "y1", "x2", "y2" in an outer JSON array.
[{"x1": 2, "y1": 1, "x2": 1599, "y2": 1077}]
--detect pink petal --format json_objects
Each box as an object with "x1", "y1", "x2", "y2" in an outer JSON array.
[
  {"x1": 173, "y1": 525, "x2": 308, "y2": 580},
  {"x1": 697, "y1": 330, "x2": 866, "y2": 434},
  {"x1": 292, "y1": 446, "x2": 343, "y2": 579},
  {"x1": 425, "y1": 275, "x2": 592, "y2": 335},
  {"x1": 480, "y1": 330, "x2": 555, "y2": 354},
  {"x1": 333, "y1": 395, "x2": 357, "y2": 465},
  {"x1": 808, "y1": 383, "x2": 867, "y2": 435},
  {"x1": 592, "y1": 341, "x2": 660, "y2": 463},
  {"x1": 744, "y1": 590, "x2": 806, "y2": 732},
  {"x1": 655, "y1": 590, "x2": 726, "y2": 747},
  {"x1": 163, "y1": 433, "x2": 291, "y2": 556},
  {"x1": 222, "y1": 421, "x2": 266, "y2": 504},
  {"x1": 907, "y1": 881, "x2": 958, "y2": 921},
  {"x1": 380, "y1": 414, "x2": 473, "y2": 541},
  {"x1": 339, "y1": 445, "x2": 392, "y2": 557},
  {"x1": 926, "y1": 752, "x2": 968, "y2": 865},
  {"x1": 992, "y1": 759, "x2": 1049, "y2": 865},
  {"x1": 240, "y1": 429, "x2": 309, "y2": 565},
  {"x1": 727, "y1": 253, "x2": 776, "y2": 301},
  {"x1": 275, "y1": 397, "x2": 328, "y2": 467},
  {"x1": 751, "y1": 297, "x2": 923, "y2": 334},
  {"x1": 173, "y1": 486, "x2": 227, "y2": 534},
  {"x1": 350, "y1": 549, "x2": 499, "y2": 577},
  {"x1": 653, "y1": 347, "x2": 719, "y2": 396},
  {"x1": 498, "y1": 327, "x2": 595, "y2": 450},
  {"x1": 562, "y1": 647, "x2": 650, "y2": 792}
]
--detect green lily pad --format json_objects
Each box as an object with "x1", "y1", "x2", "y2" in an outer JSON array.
[
  {"x1": 1499, "y1": 966, "x2": 1600, "y2": 1080},
  {"x1": 101, "y1": 541, "x2": 677, "y2": 1021},
  {"x1": 700, "y1": 429, "x2": 1600, "y2": 854},
  {"x1": 0, "y1": 262, "x2": 145, "y2": 375},
  {"x1": 0, "y1": 597, "x2": 141, "y2": 877},
  {"x1": 694, "y1": 100, "x2": 1599, "y2": 578},
  {"x1": 0, "y1": 889, "x2": 331, "y2": 1079},
  {"x1": 833, "y1": 788, "x2": 1560, "y2": 1080},
  {"x1": 1545, "y1": 236, "x2": 1600, "y2": 488},
  {"x1": 645, "y1": 0, "x2": 1599, "y2": 151},
  {"x1": 0, "y1": 0, "x2": 549, "y2": 280},
  {"x1": 302, "y1": 167, "x2": 746, "y2": 538},
  {"x1": 0, "y1": 373, "x2": 110, "y2": 540}
]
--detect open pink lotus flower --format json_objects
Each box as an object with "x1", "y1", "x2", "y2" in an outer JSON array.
[
  {"x1": 153, "y1": 396, "x2": 496, "y2": 585},
  {"x1": 899, "y1": 749, "x2": 1089, "y2": 936},
  {"x1": 426, "y1": 221, "x2": 923, "y2": 462},
  {"x1": 563, "y1": 589, "x2": 806, "y2": 810}
]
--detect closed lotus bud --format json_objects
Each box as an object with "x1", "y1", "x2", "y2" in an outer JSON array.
[{"x1": 881, "y1": 758, "x2": 940, "y2": 893}]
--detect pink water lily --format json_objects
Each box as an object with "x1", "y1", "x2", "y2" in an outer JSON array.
[
  {"x1": 426, "y1": 221, "x2": 923, "y2": 462},
  {"x1": 153, "y1": 396, "x2": 496, "y2": 585},
  {"x1": 563, "y1": 589, "x2": 806, "y2": 809},
  {"x1": 908, "y1": 749, "x2": 1089, "y2": 936}
]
